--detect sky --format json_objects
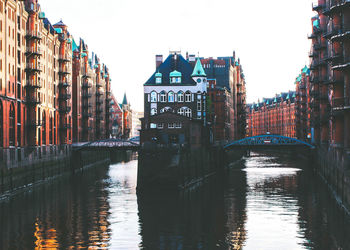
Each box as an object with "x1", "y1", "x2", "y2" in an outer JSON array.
[{"x1": 39, "y1": 0, "x2": 315, "y2": 111}]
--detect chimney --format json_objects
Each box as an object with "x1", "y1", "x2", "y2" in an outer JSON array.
[{"x1": 156, "y1": 55, "x2": 163, "y2": 69}]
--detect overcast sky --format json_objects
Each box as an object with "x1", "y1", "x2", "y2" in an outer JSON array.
[{"x1": 40, "y1": 0, "x2": 314, "y2": 111}]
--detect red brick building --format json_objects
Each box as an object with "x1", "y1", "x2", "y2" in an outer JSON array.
[
  {"x1": 207, "y1": 79, "x2": 234, "y2": 142},
  {"x1": 0, "y1": 0, "x2": 113, "y2": 166},
  {"x1": 247, "y1": 92, "x2": 296, "y2": 138}
]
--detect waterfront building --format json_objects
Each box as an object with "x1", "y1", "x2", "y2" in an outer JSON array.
[
  {"x1": 109, "y1": 94, "x2": 123, "y2": 138},
  {"x1": 199, "y1": 52, "x2": 247, "y2": 140},
  {"x1": 141, "y1": 52, "x2": 208, "y2": 146},
  {"x1": 131, "y1": 110, "x2": 143, "y2": 138},
  {"x1": 207, "y1": 79, "x2": 234, "y2": 142},
  {"x1": 72, "y1": 38, "x2": 112, "y2": 142},
  {"x1": 0, "y1": 0, "x2": 113, "y2": 166},
  {"x1": 247, "y1": 91, "x2": 296, "y2": 138},
  {"x1": 309, "y1": 0, "x2": 350, "y2": 148},
  {"x1": 120, "y1": 93, "x2": 132, "y2": 139},
  {"x1": 295, "y1": 66, "x2": 312, "y2": 141}
]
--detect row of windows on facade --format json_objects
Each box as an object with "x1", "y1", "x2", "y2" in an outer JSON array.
[
  {"x1": 156, "y1": 76, "x2": 182, "y2": 84},
  {"x1": 149, "y1": 91, "x2": 203, "y2": 103},
  {"x1": 150, "y1": 104, "x2": 204, "y2": 118},
  {"x1": 150, "y1": 122, "x2": 182, "y2": 129}
]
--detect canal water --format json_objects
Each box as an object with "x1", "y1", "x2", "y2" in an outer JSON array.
[{"x1": 0, "y1": 152, "x2": 350, "y2": 249}]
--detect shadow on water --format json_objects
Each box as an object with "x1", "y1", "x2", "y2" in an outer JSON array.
[
  {"x1": 137, "y1": 168, "x2": 248, "y2": 250},
  {"x1": 0, "y1": 151, "x2": 350, "y2": 249}
]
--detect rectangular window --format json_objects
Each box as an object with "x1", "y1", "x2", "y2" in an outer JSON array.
[
  {"x1": 150, "y1": 123, "x2": 156, "y2": 129},
  {"x1": 197, "y1": 100, "x2": 201, "y2": 111},
  {"x1": 175, "y1": 123, "x2": 182, "y2": 128},
  {"x1": 168, "y1": 123, "x2": 174, "y2": 129},
  {"x1": 157, "y1": 123, "x2": 163, "y2": 129}
]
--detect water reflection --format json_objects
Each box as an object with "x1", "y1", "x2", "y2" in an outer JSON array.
[{"x1": 0, "y1": 152, "x2": 350, "y2": 249}]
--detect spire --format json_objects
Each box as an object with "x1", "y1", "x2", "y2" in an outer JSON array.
[
  {"x1": 122, "y1": 93, "x2": 128, "y2": 105},
  {"x1": 191, "y1": 58, "x2": 206, "y2": 77}
]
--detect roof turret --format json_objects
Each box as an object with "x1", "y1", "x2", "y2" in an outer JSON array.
[{"x1": 191, "y1": 58, "x2": 206, "y2": 77}]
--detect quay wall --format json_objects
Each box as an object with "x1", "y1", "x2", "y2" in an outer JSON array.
[
  {"x1": 137, "y1": 144, "x2": 244, "y2": 191},
  {"x1": 316, "y1": 145, "x2": 350, "y2": 213},
  {"x1": 0, "y1": 145, "x2": 110, "y2": 196}
]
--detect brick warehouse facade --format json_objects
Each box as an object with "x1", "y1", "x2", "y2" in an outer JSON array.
[
  {"x1": 198, "y1": 52, "x2": 247, "y2": 140},
  {"x1": 247, "y1": 91, "x2": 296, "y2": 138},
  {"x1": 0, "y1": 0, "x2": 113, "y2": 166},
  {"x1": 309, "y1": 0, "x2": 350, "y2": 148}
]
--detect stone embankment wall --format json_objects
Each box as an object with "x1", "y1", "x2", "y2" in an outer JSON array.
[
  {"x1": 316, "y1": 145, "x2": 350, "y2": 213},
  {"x1": 0, "y1": 145, "x2": 110, "y2": 196},
  {"x1": 137, "y1": 144, "x2": 244, "y2": 191}
]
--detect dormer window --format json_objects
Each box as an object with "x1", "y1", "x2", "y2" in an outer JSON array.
[
  {"x1": 169, "y1": 70, "x2": 182, "y2": 84},
  {"x1": 155, "y1": 72, "x2": 162, "y2": 84}
]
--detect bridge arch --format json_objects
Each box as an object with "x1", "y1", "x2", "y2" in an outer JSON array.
[{"x1": 224, "y1": 134, "x2": 315, "y2": 150}]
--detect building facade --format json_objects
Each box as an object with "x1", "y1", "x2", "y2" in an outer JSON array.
[
  {"x1": 295, "y1": 66, "x2": 312, "y2": 141},
  {"x1": 199, "y1": 52, "x2": 247, "y2": 140},
  {"x1": 141, "y1": 52, "x2": 208, "y2": 146},
  {"x1": 309, "y1": 0, "x2": 350, "y2": 148},
  {"x1": 247, "y1": 91, "x2": 296, "y2": 138},
  {"x1": 0, "y1": 0, "x2": 113, "y2": 166},
  {"x1": 207, "y1": 79, "x2": 234, "y2": 142}
]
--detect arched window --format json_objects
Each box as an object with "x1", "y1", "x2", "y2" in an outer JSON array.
[
  {"x1": 178, "y1": 107, "x2": 192, "y2": 118},
  {"x1": 42, "y1": 111, "x2": 46, "y2": 145},
  {"x1": 150, "y1": 108, "x2": 157, "y2": 116},
  {"x1": 150, "y1": 91, "x2": 157, "y2": 102},
  {"x1": 9, "y1": 103, "x2": 15, "y2": 146},
  {"x1": 168, "y1": 91, "x2": 174, "y2": 102},
  {"x1": 185, "y1": 92, "x2": 191, "y2": 102},
  {"x1": 160, "y1": 107, "x2": 172, "y2": 113},
  {"x1": 160, "y1": 91, "x2": 166, "y2": 102},
  {"x1": 177, "y1": 91, "x2": 184, "y2": 102}
]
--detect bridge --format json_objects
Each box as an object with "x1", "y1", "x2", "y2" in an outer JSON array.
[
  {"x1": 73, "y1": 138, "x2": 140, "y2": 151},
  {"x1": 224, "y1": 135, "x2": 315, "y2": 150}
]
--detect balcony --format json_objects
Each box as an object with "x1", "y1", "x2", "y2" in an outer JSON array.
[
  {"x1": 96, "y1": 98, "x2": 103, "y2": 105},
  {"x1": 82, "y1": 82, "x2": 92, "y2": 88},
  {"x1": 332, "y1": 96, "x2": 350, "y2": 110},
  {"x1": 27, "y1": 119, "x2": 42, "y2": 127},
  {"x1": 82, "y1": 103, "x2": 92, "y2": 109},
  {"x1": 58, "y1": 55, "x2": 71, "y2": 62},
  {"x1": 329, "y1": 0, "x2": 350, "y2": 14},
  {"x1": 25, "y1": 63, "x2": 42, "y2": 72},
  {"x1": 82, "y1": 74, "x2": 91, "y2": 79},
  {"x1": 26, "y1": 96, "x2": 41, "y2": 105},
  {"x1": 96, "y1": 82, "x2": 103, "y2": 88},
  {"x1": 82, "y1": 111, "x2": 92, "y2": 118},
  {"x1": 82, "y1": 92, "x2": 92, "y2": 98},
  {"x1": 25, "y1": 31, "x2": 42, "y2": 40},
  {"x1": 58, "y1": 82, "x2": 70, "y2": 88},
  {"x1": 331, "y1": 29, "x2": 350, "y2": 42},
  {"x1": 313, "y1": 42, "x2": 327, "y2": 51},
  {"x1": 59, "y1": 123, "x2": 71, "y2": 130},
  {"x1": 309, "y1": 51, "x2": 317, "y2": 57},
  {"x1": 332, "y1": 56, "x2": 350, "y2": 71},
  {"x1": 58, "y1": 66, "x2": 70, "y2": 75},
  {"x1": 58, "y1": 93, "x2": 72, "y2": 100},
  {"x1": 59, "y1": 106, "x2": 72, "y2": 113},
  {"x1": 312, "y1": 2, "x2": 325, "y2": 11},
  {"x1": 96, "y1": 91, "x2": 103, "y2": 96},
  {"x1": 323, "y1": 24, "x2": 342, "y2": 38},
  {"x1": 96, "y1": 107, "x2": 103, "y2": 114},
  {"x1": 25, "y1": 80, "x2": 42, "y2": 88},
  {"x1": 25, "y1": 47, "x2": 42, "y2": 56}
]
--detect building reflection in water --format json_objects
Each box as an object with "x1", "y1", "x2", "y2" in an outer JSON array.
[
  {"x1": 137, "y1": 162, "x2": 248, "y2": 250},
  {"x1": 0, "y1": 152, "x2": 350, "y2": 249}
]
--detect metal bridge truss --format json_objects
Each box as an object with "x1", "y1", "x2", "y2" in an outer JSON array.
[
  {"x1": 224, "y1": 135, "x2": 315, "y2": 150},
  {"x1": 78, "y1": 138, "x2": 140, "y2": 150}
]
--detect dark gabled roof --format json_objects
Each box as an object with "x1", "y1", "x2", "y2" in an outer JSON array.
[
  {"x1": 53, "y1": 20, "x2": 66, "y2": 27},
  {"x1": 144, "y1": 54, "x2": 196, "y2": 86}
]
